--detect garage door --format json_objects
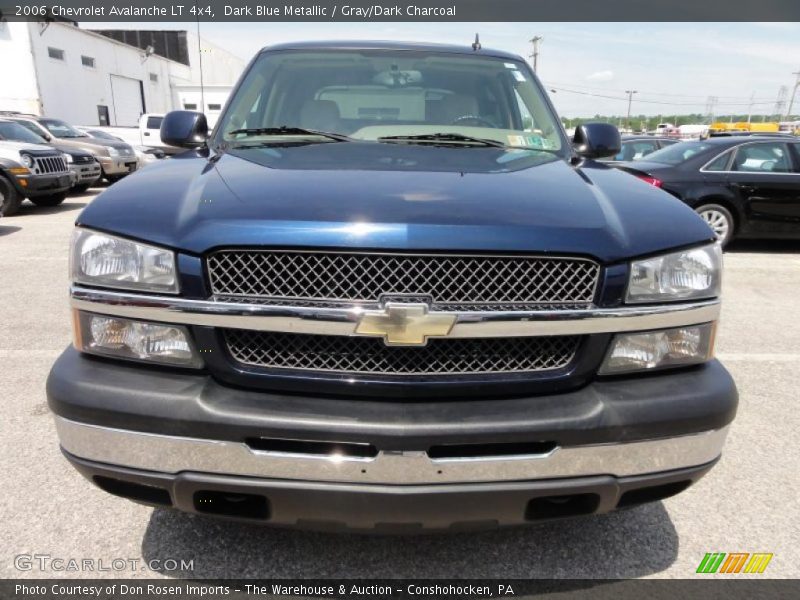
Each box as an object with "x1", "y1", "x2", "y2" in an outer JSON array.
[{"x1": 109, "y1": 75, "x2": 143, "y2": 126}]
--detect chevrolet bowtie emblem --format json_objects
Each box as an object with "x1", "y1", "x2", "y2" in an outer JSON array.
[{"x1": 355, "y1": 303, "x2": 456, "y2": 346}]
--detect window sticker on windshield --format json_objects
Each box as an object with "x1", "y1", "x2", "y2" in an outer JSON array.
[
  {"x1": 508, "y1": 134, "x2": 545, "y2": 148},
  {"x1": 511, "y1": 70, "x2": 526, "y2": 82},
  {"x1": 504, "y1": 62, "x2": 517, "y2": 69}
]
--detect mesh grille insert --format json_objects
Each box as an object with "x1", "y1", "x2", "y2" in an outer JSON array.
[
  {"x1": 208, "y1": 250, "x2": 599, "y2": 308},
  {"x1": 224, "y1": 330, "x2": 580, "y2": 376}
]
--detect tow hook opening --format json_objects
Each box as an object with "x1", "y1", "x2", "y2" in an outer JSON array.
[
  {"x1": 193, "y1": 490, "x2": 270, "y2": 520},
  {"x1": 92, "y1": 476, "x2": 172, "y2": 507},
  {"x1": 617, "y1": 480, "x2": 693, "y2": 508},
  {"x1": 525, "y1": 493, "x2": 601, "y2": 520}
]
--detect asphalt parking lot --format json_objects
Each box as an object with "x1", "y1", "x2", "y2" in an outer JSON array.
[{"x1": 1, "y1": 189, "x2": 799, "y2": 579}]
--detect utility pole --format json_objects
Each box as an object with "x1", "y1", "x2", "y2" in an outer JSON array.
[
  {"x1": 625, "y1": 90, "x2": 637, "y2": 130},
  {"x1": 746, "y1": 91, "x2": 755, "y2": 123},
  {"x1": 705, "y1": 96, "x2": 718, "y2": 124},
  {"x1": 529, "y1": 36, "x2": 543, "y2": 72},
  {"x1": 786, "y1": 70, "x2": 800, "y2": 119}
]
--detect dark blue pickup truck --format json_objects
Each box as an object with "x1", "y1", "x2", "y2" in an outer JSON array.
[{"x1": 48, "y1": 42, "x2": 737, "y2": 531}]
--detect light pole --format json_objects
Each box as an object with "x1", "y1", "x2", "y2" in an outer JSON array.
[
  {"x1": 625, "y1": 90, "x2": 637, "y2": 131},
  {"x1": 529, "y1": 36, "x2": 543, "y2": 73}
]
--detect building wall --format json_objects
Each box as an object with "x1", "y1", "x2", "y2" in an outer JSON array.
[
  {"x1": 0, "y1": 22, "x2": 41, "y2": 114},
  {"x1": 27, "y1": 22, "x2": 191, "y2": 126},
  {"x1": 0, "y1": 22, "x2": 245, "y2": 128},
  {"x1": 186, "y1": 33, "x2": 247, "y2": 86}
]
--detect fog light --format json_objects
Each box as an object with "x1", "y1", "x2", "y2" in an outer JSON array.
[
  {"x1": 74, "y1": 311, "x2": 202, "y2": 368},
  {"x1": 599, "y1": 323, "x2": 715, "y2": 375}
]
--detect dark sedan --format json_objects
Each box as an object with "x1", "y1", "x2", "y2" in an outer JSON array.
[
  {"x1": 615, "y1": 135, "x2": 800, "y2": 245},
  {"x1": 596, "y1": 135, "x2": 679, "y2": 163}
]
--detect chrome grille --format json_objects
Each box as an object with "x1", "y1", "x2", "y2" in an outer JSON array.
[
  {"x1": 33, "y1": 155, "x2": 68, "y2": 174},
  {"x1": 224, "y1": 330, "x2": 580, "y2": 376},
  {"x1": 208, "y1": 250, "x2": 600, "y2": 308}
]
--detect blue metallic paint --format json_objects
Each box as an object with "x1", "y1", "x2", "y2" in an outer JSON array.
[{"x1": 76, "y1": 143, "x2": 714, "y2": 265}]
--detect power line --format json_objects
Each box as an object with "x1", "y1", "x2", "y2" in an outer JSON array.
[
  {"x1": 544, "y1": 80, "x2": 775, "y2": 101},
  {"x1": 548, "y1": 86, "x2": 776, "y2": 107}
]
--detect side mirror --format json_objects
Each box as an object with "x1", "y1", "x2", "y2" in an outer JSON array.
[
  {"x1": 160, "y1": 110, "x2": 208, "y2": 148},
  {"x1": 572, "y1": 123, "x2": 621, "y2": 159}
]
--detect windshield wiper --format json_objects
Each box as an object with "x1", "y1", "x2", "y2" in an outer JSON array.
[
  {"x1": 377, "y1": 133, "x2": 506, "y2": 148},
  {"x1": 227, "y1": 126, "x2": 352, "y2": 143}
]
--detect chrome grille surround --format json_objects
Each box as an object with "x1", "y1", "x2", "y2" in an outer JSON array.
[
  {"x1": 224, "y1": 329, "x2": 581, "y2": 376},
  {"x1": 207, "y1": 250, "x2": 600, "y2": 309},
  {"x1": 32, "y1": 155, "x2": 69, "y2": 175}
]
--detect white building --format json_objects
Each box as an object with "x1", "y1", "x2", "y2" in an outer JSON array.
[{"x1": 0, "y1": 21, "x2": 244, "y2": 127}]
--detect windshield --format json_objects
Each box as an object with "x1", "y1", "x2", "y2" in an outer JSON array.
[
  {"x1": 215, "y1": 49, "x2": 564, "y2": 152},
  {"x1": 40, "y1": 118, "x2": 88, "y2": 139},
  {"x1": 643, "y1": 141, "x2": 715, "y2": 165},
  {"x1": 86, "y1": 129, "x2": 122, "y2": 141},
  {"x1": 0, "y1": 121, "x2": 48, "y2": 144}
]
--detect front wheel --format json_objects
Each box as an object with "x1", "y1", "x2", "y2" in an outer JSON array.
[
  {"x1": 695, "y1": 203, "x2": 734, "y2": 247},
  {"x1": 0, "y1": 176, "x2": 23, "y2": 216},
  {"x1": 29, "y1": 192, "x2": 67, "y2": 207}
]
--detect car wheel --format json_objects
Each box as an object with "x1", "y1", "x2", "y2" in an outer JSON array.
[
  {"x1": 29, "y1": 192, "x2": 67, "y2": 207},
  {"x1": 695, "y1": 203, "x2": 734, "y2": 246},
  {"x1": 71, "y1": 184, "x2": 91, "y2": 194},
  {"x1": 0, "y1": 176, "x2": 23, "y2": 216}
]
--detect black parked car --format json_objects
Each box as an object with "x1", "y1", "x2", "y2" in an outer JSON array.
[
  {"x1": 615, "y1": 135, "x2": 800, "y2": 245},
  {"x1": 596, "y1": 135, "x2": 679, "y2": 163}
]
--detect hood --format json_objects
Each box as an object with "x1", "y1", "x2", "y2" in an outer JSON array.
[
  {"x1": 49, "y1": 142, "x2": 93, "y2": 159},
  {"x1": 77, "y1": 142, "x2": 714, "y2": 263},
  {"x1": 0, "y1": 140, "x2": 56, "y2": 154},
  {"x1": 53, "y1": 135, "x2": 133, "y2": 155}
]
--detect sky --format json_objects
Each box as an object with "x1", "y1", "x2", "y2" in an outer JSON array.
[{"x1": 86, "y1": 21, "x2": 800, "y2": 119}]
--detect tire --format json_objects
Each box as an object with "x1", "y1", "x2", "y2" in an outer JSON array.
[
  {"x1": 0, "y1": 175, "x2": 23, "y2": 217},
  {"x1": 71, "y1": 184, "x2": 91, "y2": 194},
  {"x1": 105, "y1": 174, "x2": 124, "y2": 184},
  {"x1": 29, "y1": 192, "x2": 67, "y2": 207},
  {"x1": 695, "y1": 203, "x2": 735, "y2": 247}
]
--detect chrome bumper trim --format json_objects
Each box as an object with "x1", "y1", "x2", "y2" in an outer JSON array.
[
  {"x1": 70, "y1": 286, "x2": 720, "y2": 338},
  {"x1": 55, "y1": 417, "x2": 729, "y2": 484}
]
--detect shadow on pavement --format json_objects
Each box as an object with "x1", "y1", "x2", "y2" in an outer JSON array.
[
  {"x1": 141, "y1": 502, "x2": 678, "y2": 579},
  {"x1": 16, "y1": 201, "x2": 87, "y2": 216},
  {"x1": 0, "y1": 224, "x2": 22, "y2": 237},
  {"x1": 726, "y1": 239, "x2": 800, "y2": 254}
]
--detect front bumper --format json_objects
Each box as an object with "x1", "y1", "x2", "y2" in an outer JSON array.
[
  {"x1": 16, "y1": 172, "x2": 71, "y2": 197},
  {"x1": 69, "y1": 163, "x2": 102, "y2": 186},
  {"x1": 97, "y1": 156, "x2": 138, "y2": 176},
  {"x1": 64, "y1": 451, "x2": 718, "y2": 532},
  {"x1": 48, "y1": 348, "x2": 737, "y2": 529}
]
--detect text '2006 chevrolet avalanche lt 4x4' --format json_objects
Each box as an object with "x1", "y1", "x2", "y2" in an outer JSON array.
[{"x1": 47, "y1": 42, "x2": 737, "y2": 532}]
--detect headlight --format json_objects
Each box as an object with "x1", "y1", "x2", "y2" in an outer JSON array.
[
  {"x1": 70, "y1": 228, "x2": 179, "y2": 293},
  {"x1": 107, "y1": 147, "x2": 119, "y2": 157},
  {"x1": 73, "y1": 311, "x2": 202, "y2": 368},
  {"x1": 20, "y1": 153, "x2": 34, "y2": 168},
  {"x1": 599, "y1": 323, "x2": 716, "y2": 375},
  {"x1": 627, "y1": 244, "x2": 722, "y2": 303},
  {"x1": 63, "y1": 153, "x2": 73, "y2": 164}
]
